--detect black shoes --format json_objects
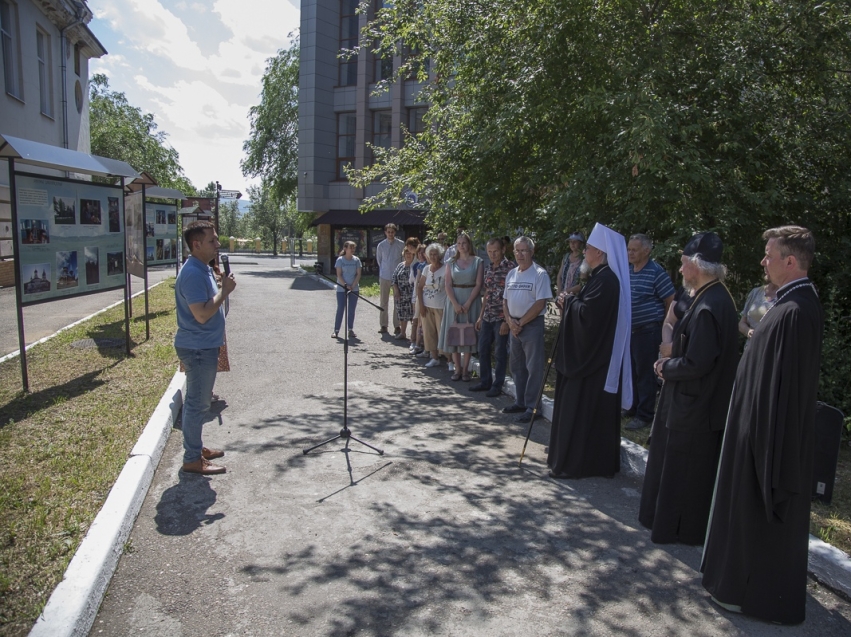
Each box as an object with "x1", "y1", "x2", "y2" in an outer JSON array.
[
  {"x1": 469, "y1": 384, "x2": 490, "y2": 392},
  {"x1": 502, "y1": 404, "x2": 526, "y2": 414}
]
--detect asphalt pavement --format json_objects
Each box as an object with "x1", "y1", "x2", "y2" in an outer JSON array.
[
  {"x1": 90, "y1": 256, "x2": 851, "y2": 636},
  {"x1": 0, "y1": 266, "x2": 176, "y2": 358}
]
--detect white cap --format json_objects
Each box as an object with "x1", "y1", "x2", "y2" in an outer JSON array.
[{"x1": 587, "y1": 223, "x2": 633, "y2": 408}]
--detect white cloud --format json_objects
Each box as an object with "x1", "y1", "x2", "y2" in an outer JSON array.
[{"x1": 88, "y1": 0, "x2": 300, "y2": 192}]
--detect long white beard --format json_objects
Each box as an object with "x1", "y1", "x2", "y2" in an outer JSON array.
[{"x1": 580, "y1": 261, "x2": 592, "y2": 277}]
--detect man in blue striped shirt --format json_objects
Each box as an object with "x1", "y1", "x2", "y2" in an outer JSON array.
[{"x1": 625, "y1": 234, "x2": 675, "y2": 430}]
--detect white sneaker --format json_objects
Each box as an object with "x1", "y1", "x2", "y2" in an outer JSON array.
[
  {"x1": 448, "y1": 363, "x2": 455, "y2": 372},
  {"x1": 416, "y1": 350, "x2": 430, "y2": 359},
  {"x1": 425, "y1": 358, "x2": 440, "y2": 368}
]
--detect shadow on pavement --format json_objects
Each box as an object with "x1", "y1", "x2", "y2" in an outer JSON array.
[{"x1": 155, "y1": 473, "x2": 224, "y2": 536}]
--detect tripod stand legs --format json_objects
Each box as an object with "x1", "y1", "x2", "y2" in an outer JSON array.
[{"x1": 303, "y1": 427, "x2": 385, "y2": 456}]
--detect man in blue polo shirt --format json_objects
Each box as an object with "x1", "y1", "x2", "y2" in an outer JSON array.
[
  {"x1": 175, "y1": 220, "x2": 236, "y2": 474},
  {"x1": 625, "y1": 234, "x2": 674, "y2": 430}
]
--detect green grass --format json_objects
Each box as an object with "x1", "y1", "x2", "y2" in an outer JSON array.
[
  {"x1": 0, "y1": 280, "x2": 180, "y2": 636},
  {"x1": 357, "y1": 274, "x2": 380, "y2": 297}
]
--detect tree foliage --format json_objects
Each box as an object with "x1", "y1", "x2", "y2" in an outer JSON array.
[
  {"x1": 352, "y1": 0, "x2": 851, "y2": 415},
  {"x1": 241, "y1": 34, "x2": 300, "y2": 203},
  {"x1": 89, "y1": 74, "x2": 194, "y2": 194}
]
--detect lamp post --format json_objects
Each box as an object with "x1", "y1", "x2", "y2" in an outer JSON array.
[{"x1": 214, "y1": 181, "x2": 242, "y2": 236}]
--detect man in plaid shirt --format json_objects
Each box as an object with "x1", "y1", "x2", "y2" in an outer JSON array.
[{"x1": 471, "y1": 238, "x2": 516, "y2": 397}]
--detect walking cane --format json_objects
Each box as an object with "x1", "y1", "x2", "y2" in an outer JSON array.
[{"x1": 518, "y1": 319, "x2": 562, "y2": 467}]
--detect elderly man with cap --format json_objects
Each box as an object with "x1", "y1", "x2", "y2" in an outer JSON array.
[
  {"x1": 638, "y1": 232, "x2": 739, "y2": 544},
  {"x1": 547, "y1": 223, "x2": 632, "y2": 479}
]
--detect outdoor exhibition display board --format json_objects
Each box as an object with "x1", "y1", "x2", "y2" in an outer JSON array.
[
  {"x1": 1, "y1": 133, "x2": 138, "y2": 392},
  {"x1": 125, "y1": 190, "x2": 145, "y2": 279},
  {"x1": 14, "y1": 172, "x2": 125, "y2": 306},
  {"x1": 145, "y1": 202, "x2": 178, "y2": 265}
]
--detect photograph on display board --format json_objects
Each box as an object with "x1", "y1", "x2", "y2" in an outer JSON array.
[
  {"x1": 156, "y1": 239, "x2": 164, "y2": 260},
  {"x1": 80, "y1": 199, "x2": 102, "y2": 225},
  {"x1": 22, "y1": 263, "x2": 51, "y2": 294},
  {"x1": 146, "y1": 246, "x2": 155, "y2": 261},
  {"x1": 170, "y1": 239, "x2": 177, "y2": 258},
  {"x1": 156, "y1": 209, "x2": 166, "y2": 225},
  {"x1": 20, "y1": 219, "x2": 50, "y2": 244},
  {"x1": 106, "y1": 251, "x2": 124, "y2": 276},
  {"x1": 108, "y1": 197, "x2": 121, "y2": 232},
  {"x1": 53, "y1": 196, "x2": 76, "y2": 225},
  {"x1": 146, "y1": 222, "x2": 155, "y2": 237},
  {"x1": 167, "y1": 211, "x2": 176, "y2": 225},
  {"x1": 56, "y1": 251, "x2": 79, "y2": 290},
  {"x1": 163, "y1": 240, "x2": 171, "y2": 260},
  {"x1": 85, "y1": 247, "x2": 100, "y2": 285}
]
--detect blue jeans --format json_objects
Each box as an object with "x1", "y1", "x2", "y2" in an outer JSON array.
[
  {"x1": 335, "y1": 287, "x2": 359, "y2": 332},
  {"x1": 509, "y1": 315, "x2": 545, "y2": 411},
  {"x1": 478, "y1": 319, "x2": 509, "y2": 388},
  {"x1": 630, "y1": 322, "x2": 662, "y2": 422},
  {"x1": 176, "y1": 346, "x2": 219, "y2": 464}
]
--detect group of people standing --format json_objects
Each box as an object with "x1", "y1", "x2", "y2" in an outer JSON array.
[
  {"x1": 543, "y1": 222, "x2": 823, "y2": 626},
  {"x1": 355, "y1": 221, "x2": 825, "y2": 626}
]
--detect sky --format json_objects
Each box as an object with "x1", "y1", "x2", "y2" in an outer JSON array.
[{"x1": 88, "y1": 0, "x2": 300, "y2": 197}]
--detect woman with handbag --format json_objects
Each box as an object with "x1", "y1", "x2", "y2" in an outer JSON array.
[
  {"x1": 438, "y1": 232, "x2": 484, "y2": 381},
  {"x1": 417, "y1": 243, "x2": 447, "y2": 368}
]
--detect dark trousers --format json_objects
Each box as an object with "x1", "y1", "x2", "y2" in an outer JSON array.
[
  {"x1": 477, "y1": 319, "x2": 509, "y2": 388},
  {"x1": 630, "y1": 322, "x2": 662, "y2": 422}
]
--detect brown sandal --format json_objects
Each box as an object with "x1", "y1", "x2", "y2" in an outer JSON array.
[
  {"x1": 451, "y1": 372, "x2": 462, "y2": 381},
  {"x1": 462, "y1": 372, "x2": 471, "y2": 382}
]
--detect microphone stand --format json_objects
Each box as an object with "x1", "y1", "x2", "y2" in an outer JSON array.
[{"x1": 303, "y1": 268, "x2": 385, "y2": 456}]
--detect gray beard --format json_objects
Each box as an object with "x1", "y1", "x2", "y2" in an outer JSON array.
[{"x1": 580, "y1": 261, "x2": 592, "y2": 277}]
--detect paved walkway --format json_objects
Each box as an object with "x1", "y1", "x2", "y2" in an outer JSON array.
[
  {"x1": 0, "y1": 267, "x2": 176, "y2": 358},
  {"x1": 92, "y1": 257, "x2": 851, "y2": 636}
]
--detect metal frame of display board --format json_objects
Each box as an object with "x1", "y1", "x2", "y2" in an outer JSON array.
[{"x1": 1, "y1": 134, "x2": 138, "y2": 392}]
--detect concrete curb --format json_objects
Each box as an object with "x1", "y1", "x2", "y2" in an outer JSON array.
[
  {"x1": 28, "y1": 371, "x2": 186, "y2": 637},
  {"x1": 304, "y1": 270, "x2": 851, "y2": 601}
]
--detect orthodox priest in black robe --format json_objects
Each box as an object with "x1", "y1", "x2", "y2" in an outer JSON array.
[
  {"x1": 701, "y1": 226, "x2": 824, "y2": 625},
  {"x1": 639, "y1": 232, "x2": 739, "y2": 545},
  {"x1": 548, "y1": 224, "x2": 632, "y2": 479}
]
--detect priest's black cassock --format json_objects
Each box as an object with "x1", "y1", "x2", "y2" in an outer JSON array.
[
  {"x1": 700, "y1": 280, "x2": 823, "y2": 625},
  {"x1": 638, "y1": 281, "x2": 739, "y2": 544},
  {"x1": 547, "y1": 263, "x2": 621, "y2": 478}
]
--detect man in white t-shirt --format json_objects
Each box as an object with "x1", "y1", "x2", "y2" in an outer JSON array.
[
  {"x1": 375, "y1": 223, "x2": 405, "y2": 333},
  {"x1": 502, "y1": 236, "x2": 552, "y2": 422}
]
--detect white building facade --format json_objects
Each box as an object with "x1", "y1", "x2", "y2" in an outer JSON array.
[{"x1": 0, "y1": 0, "x2": 106, "y2": 268}]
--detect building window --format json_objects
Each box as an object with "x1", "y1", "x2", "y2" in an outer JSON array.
[
  {"x1": 337, "y1": 112, "x2": 357, "y2": 179},
  {"x1": 408, "y1": 107, "x2": 427, "y2": 135},
  {"x1": 338, "y1": 0, "x2": 359, "y2": 86},
  {"x1": 36, "y1": 28, "x2": 53, "y2": 117},
  {"x1": 74, "y1": 42, "x2": 81, "y2": 76},
  {"x1": 371, "y1": 111, "x2": 392, "y2": 162},
  {"x1": 0, "y1": 0, "x2": 22, "y2": 99},
  {"x1": 373, "y1": 55, "x2": 392, "y2": 83}
]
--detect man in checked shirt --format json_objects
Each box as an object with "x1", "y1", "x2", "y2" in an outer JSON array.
[{"x1": 470, "y1": 238, "x2": 516, "y2": 397}]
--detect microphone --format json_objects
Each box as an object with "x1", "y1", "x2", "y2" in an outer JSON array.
[{"x1": 220, "y1": 254, "x2": 230, "y2": 276}]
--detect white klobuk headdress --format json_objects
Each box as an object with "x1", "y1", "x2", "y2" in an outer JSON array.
[{"x1": 587, "y1": 223, "x2": 633, "y2": 409}]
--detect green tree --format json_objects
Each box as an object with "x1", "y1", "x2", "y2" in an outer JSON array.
[
  {"x1": 89, "y1": 74, "x2": 194, "y2": 193},
  {"x1": 241, "y1": 34, "x2": 299, "y2": 202},
  {"x1": 218, "y1": 201, "x2": 246, "y2": 240},
  {"x1": 352, "y1": 0, "x2": 851, "y2": 415},
  {"x1": 243, "y1": 184, "x2": 287, "y2": 255}
]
